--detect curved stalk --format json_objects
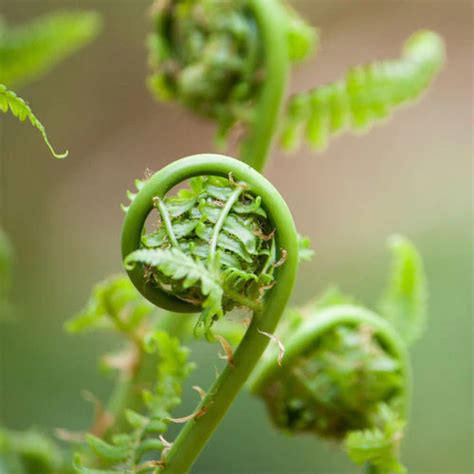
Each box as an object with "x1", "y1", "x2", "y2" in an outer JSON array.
[
  {"x1": 122, "y1": 154, "x2": 299, "y2": 473},
  {"x1": 239, "y1": 0, "x2": 291, "y2": 172}
]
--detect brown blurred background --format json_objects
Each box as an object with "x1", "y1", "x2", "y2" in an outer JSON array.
[{"x1": 1, "y1": 1, "x2": 472, "y2": 473}]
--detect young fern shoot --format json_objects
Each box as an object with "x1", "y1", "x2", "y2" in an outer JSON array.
[{"x1": 250, "y1": 236, "x2": 427, "y2": 473}]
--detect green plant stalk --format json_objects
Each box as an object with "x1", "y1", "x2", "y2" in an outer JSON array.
[
  {"x1": 239, "y1": 0, "x2": 290, "y2": 173},
  {"x1": 249, "y1": 305, "x2": 412, "y2": 417},
  {"x1": 121, "y1": 154, "x2": 299, "y2": 473}
]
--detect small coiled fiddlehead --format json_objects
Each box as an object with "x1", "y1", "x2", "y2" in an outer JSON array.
[
  {"x1": 281, "y1": 30, "x2": 445, "y2": 151},
  {"x1": 250, "y1": 236, "x2": 427, "y2": 473},
  {"x1": 147, "y1": 0, "x2": 316, "y2": 171},
  {"x1": 121, "y1": 153, "x2": 299, "y2": 472}
]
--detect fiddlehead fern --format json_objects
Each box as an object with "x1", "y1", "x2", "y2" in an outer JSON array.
[
  {"x1": 147, "y1": 0, "x2": 316, "y2": 171},
  {"x1": 0, "y1": 11, "x2": 101, "y2": 87},
  {"x1": 250, "y1": 235, "x2": 427, "y2": 473},
  {"x1": 281, "y1": 30, "x2": 445, "y2": 151},
  {"x1": 0, "y1": 84, "x2": 68, "y2": 158},
  {"x1": 121, "y1": 153, "x2": 299, "y2": 472}
]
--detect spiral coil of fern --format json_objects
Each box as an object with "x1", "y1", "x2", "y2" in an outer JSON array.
[
  {"x1": 148, "y1": 0, "x2": 315, "y2": 172},
  {"x1": 281, "y1": 29, "x2": 445, "y2": 151},
  {"x1": 250, "y1": 305, "x2": 410, "y2": 434},
  {"x1": 122, "y1": 153, "x2": 298, "y2": 472}
]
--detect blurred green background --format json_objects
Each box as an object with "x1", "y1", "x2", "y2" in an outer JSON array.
[{"x1": 0, "y1": 1, "x2": 472, "y2": 473}]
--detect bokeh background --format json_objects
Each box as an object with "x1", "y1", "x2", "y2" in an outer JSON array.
[{"x1": 0, "y1": 1, "x2": 472, "y2": 473}]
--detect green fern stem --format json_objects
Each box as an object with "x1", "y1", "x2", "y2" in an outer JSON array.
[
  {"x1": 238, "y1": 0, "x2": 291, "y2": 172},
  {"x1": 122, "y1": 154, "x2": 299, "y2": 473}
]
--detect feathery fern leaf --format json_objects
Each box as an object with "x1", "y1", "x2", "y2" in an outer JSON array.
[
  {"x1": 0, "y1": 11, "x2": 101, "y2": 87},
  {"x1": 379, "y1": 235, "x2": 427, "y2": 345},
  {"x1": 125, "y1": 247, "x2": 224, "y2": 332},
  {"x1": 345, "y1": 404, "x2": 406, "y2": 474},
  {"x1": 66, "y1": 275, "x2": 154, "y2": 335},
  {"x1": 0, "y1": 84, "x2": 68, "y2": 158},
  {"x1": 281, "y1": 30, "x2": 445, "y2": 151},
  {"x1": 74, "y1": 330, "x2": 194, "y2": 473}
]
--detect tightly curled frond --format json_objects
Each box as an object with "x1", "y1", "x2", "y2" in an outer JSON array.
[
  {"x1": 254, "y1": 311, "x2": 404, "y2": 440},
  {"x1": 281, "y1": 30, "x2": 445, "y2": 151},
  {"x1": 0, "y1": 84, "x2": 68, "y2": 158},
  {"x1": 74, "y1": 330, "x2": 194, "y2": 474},
  {"x1": 0, "y1": 428, "x2": 66, "y2": 474},
  {"x1": 250, "y1": 235, "x2": 425, "y2": 472},
  {"x1": 147, "y1": 0, "x2": 316, "y2": 144},
  {"x1": 124, "y1": 174, "x2": 278, "y2": 335},
  {"x1": 379, "y1": 235, "x2": 427, "y2": 345},
  {"x1": 0, "y1": 11, "x2": 102, "y2": 87}
]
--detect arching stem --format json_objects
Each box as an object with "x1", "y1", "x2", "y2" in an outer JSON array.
[{"x1": 239, "y1": 0, "x2": 291, "y2": 173}]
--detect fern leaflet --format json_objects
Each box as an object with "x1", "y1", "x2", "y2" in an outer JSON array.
[
  {"x1": 0, "y1": 84, "x2": 68, "y2": 158},
  {"x1": 379, "y1": 235, "x2": 427, "y2": 345},
  {"x1": 281, "y1": 30, "x2": 445, "y2": 151}
]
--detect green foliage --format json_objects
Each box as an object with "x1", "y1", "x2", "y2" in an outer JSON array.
[
  {"x1": 281, "y1": 30, "x2": 445, "y2": 151},
  {"x1": 123, "y1": 175, "x2": 279, "y2": 335},
  {"x1": 0, "y1": 84, "x2": 68, "y2": 158},
  {"x1": 66, "y1": 274, "x2": 155, "y2": 335},
  {"x1": 74, "y1": 330, "x2": 194, "y2": 474},
  {"x1": 379, "y1": 235, "x2": 427, "y2": 345},
  {"x1": 147, "y1": 0, "x2": 316, "y2": 143},
  {"x1": 345, "y1": 404, "x2": 406, "y2": 474},
  {"x1": 0, "y1": 229, "x2": 14, "y2": 320},
  {"x1": 0, "y1": 428, "x2": 67, "y2": 474},
  {"x1": 0, "y1": 11, "x2": 101, "y2": 87}
]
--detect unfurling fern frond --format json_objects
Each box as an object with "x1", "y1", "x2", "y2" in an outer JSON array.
[
  {"x1": 250, "y1": 235, "x2": 426, "y2": 473},
  {"x1": 0, "y1": 84, "x2": 68, "y2": 158},
  {"x1": 147, "y1": 0, "x2": 316, "y2": 149},
  {"x1": 0, "y1": 11, "x2": 102, "y2": 87},
  {"x1": 379, "y1": 235, "x2": 427, "y2": 345},
  {"x1": 123, "y1": 167, "x2": 282, "y2": 337},
  {"x1": 73, "y1": 330, "x2": 194, "y2": 474},
  {"x1": 281, "y1": 30, "x2": 445, "y2": 151}
]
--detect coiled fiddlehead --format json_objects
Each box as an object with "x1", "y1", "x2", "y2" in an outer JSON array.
[
  {"x1": 250, "y1": 236, "x2": 427, "y2": 473},
  {"x1": 281, "y1": 30, "x2": 445, "y2": 151},
  {"x1": 147, "y1": 0, "x2": 316, "y2": 171},
  {"x1": 121, "y1": 153, "x2": 298, "y2": 472}
]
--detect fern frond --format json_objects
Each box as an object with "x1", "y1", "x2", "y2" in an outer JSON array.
[
  {"x1": 281, "y1": 30, "x2": 445, "y2": 151},
  {"x1": 125, "y1": 248, "x2": 224, "y2": 332},
  {"x1": 75, "y1": 330, "x2": 194, "y2": 473},
  {"x1": 345, "y1": 404, "x2": 406, "y2": 474},
  {"x1": 379, "y1": 235, "x2": 428, "y2": 345},
  {"x1": 0, "y1": 11, "x2": 101, "y2": 87},
  {"x1": 66, "y1": 274, "x2": 154, "y2": 335},
  {"x1": 0, "y1": 84, "x2": 68, "y2": 158}
]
